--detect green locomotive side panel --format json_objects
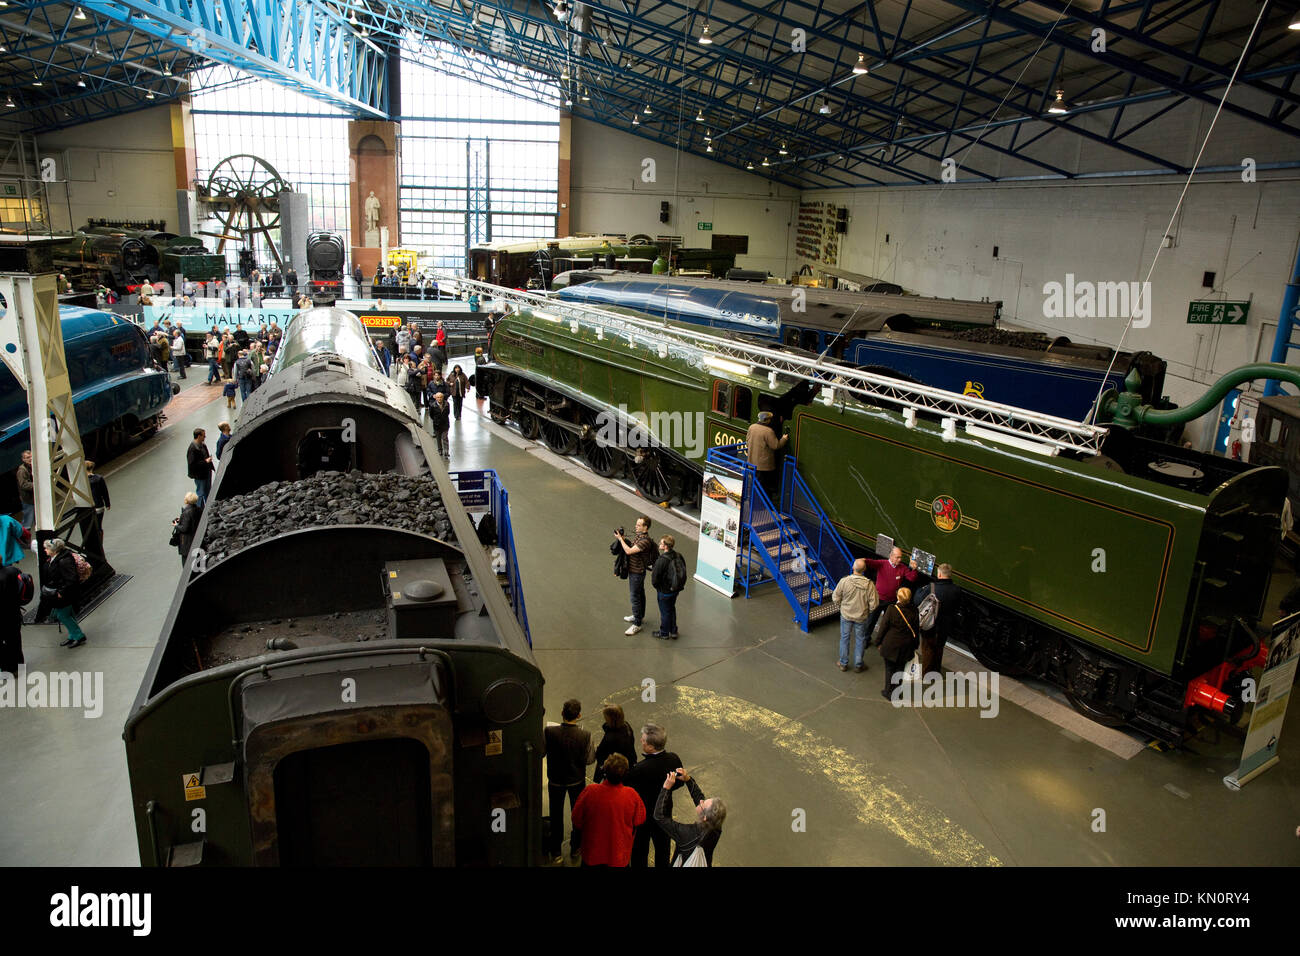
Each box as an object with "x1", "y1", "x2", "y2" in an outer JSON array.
[{"x1": 791, "y1": 405, "x2": 1205, "y2": 675}]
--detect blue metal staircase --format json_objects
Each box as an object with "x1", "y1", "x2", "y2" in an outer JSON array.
[{"x1": 707, "y1": 444, "x2": 855, "y2": 632}]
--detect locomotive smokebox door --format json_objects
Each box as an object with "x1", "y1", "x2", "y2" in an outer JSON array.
[{"x1": 385, "y1": 559, "x2": 460, "y2": 640}]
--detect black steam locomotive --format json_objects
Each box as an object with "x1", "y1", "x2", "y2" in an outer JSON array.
[
  {"x1": 123, "y1": 307, "x2": 542, "y2": 866},
  {"x1": 306, "y1": 231, "x2": 346, "y2": 303}
]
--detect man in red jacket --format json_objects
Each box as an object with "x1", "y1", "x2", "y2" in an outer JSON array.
[
  {"x1": 571, "y1": 753, "x2": 645, "y2": 867},
  {"x1": 863, "y1": 546, "x2": 918, "y2": 644}
]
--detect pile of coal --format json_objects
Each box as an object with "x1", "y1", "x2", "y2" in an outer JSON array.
[
  {"x1": 201, "y1": 469, "x2": 454, "y2": 563},
  {"x1": 948, "y1": 328, "x2": 1051, "y2": 350}
]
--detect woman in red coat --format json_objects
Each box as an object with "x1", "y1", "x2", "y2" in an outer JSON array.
[{"x1": 571, "y1": 754, "x2": 645, "y2": 867}]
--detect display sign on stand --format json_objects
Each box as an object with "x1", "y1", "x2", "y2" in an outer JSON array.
[
  {"x1": 695, "y1": 465, "x2": 744, "y2": 596},
  {"x1": 1225, "y1": 611, "x2": 1300, "y2": 789}
]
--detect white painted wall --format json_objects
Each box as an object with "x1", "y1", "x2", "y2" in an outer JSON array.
[
  {"x1": 35, "y1": 106, "x2": 176, "y2": 232},
  {"x1": 569, "y1": 117, "x2": 800, "y2": 276}
]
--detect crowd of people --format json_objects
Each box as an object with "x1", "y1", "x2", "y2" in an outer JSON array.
[
  {"x1": 544, "y1": 701, "x2": 727, "y2": 867},
  {"x1": 831, "y1": 549, "x2": 964, "y2": 696}
]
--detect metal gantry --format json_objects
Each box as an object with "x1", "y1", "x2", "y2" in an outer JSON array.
[{"x1": 444, "y1": 273, "x2": 1110, "y2": 457}]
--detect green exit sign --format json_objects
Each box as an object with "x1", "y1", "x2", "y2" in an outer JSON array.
[
  {"x1": 1187, "y1": 300, "x2": 1249, "y2": 325},
  {"x1": 697, "y1": 221, "x2": 712, "y2": 231},
  {"x1": 1, "y1": 183, "x2": 18, "y2": 197}
]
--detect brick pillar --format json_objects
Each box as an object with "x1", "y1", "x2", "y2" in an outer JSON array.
[{"x1": 349, "y1": 120, "x2": 400, "y2": 278}]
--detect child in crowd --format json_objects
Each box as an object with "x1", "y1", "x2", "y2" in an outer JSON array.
[{"x1": 223, "y1": 379, "x2": 237, "y2": 409}]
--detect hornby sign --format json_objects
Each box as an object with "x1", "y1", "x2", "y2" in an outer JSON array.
[{"x1": 361, "y1": 314, "x2": 403, "y2": 328}]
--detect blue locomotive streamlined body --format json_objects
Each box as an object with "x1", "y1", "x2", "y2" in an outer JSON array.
[
  {"x1": 553, "y1": 274, "x2": 1145, "y2": 422},
  {"x1": 0, "y1": 307, "x2": 173, "y2": 473}
]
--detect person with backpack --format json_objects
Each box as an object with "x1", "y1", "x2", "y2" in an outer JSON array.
[
  {"x1": 650, "y1": 534, "x2": 687, "y2": 639},
  {"x1": 915, "y1": 563, "x2": 961, "y2": 676},
  {"x1": 653, "y1": 767, "x2": 726, "y2": 867},
  {"x1": 235, "y1": 350, "x2": 255, "y2": 402},
  {"x1": 42, "y1": 538, "x2": 86, "y2": 649},
  {"x1": 876, "y1": 587, "x2": 921, "y2": 700},
  {"x1": 0, "y1": 557, "x2": 34, "y2": 676}
]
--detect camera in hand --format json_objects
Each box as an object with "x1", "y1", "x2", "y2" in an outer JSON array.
[{"x1": 616, "y1": 527, "x2": 624, "y2": 537}]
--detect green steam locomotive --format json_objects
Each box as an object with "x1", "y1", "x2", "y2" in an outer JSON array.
[{"x1": 474, "y1": 295, "x2": 1290, "y2": 743}]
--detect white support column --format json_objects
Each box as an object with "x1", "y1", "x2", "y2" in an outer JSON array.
[{"x1": 0, "y1": 273, "x2": 93, "y2": 530}]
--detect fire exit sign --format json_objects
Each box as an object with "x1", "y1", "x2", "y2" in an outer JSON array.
[
  {"x1": 1187, "y1": 300, "x2": 1249, "y2": 325},
  {"x1": 697, "y1": 221, "x2": 712, "y2": 231}
]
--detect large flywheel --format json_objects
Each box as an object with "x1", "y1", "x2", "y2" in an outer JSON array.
[{"x1": 199, "y1": 154, "x2": 291, "y2": 268}]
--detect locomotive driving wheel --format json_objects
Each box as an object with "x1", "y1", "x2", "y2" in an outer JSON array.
[
  {"x1": 1062, "y1": 652, "x2": 1129, "y2": 727},
  {"x1": 630, "y1": 448, "x2": 683, "y2": 505},
  {"x1": 580, "y1": 410, "x2": 623, "y2": 477},
  {"x1": 541, "y1": 419, "x2": 579, "y2": 456},
  {"x1": 515, "y1": 409, "x2": 541, "y2": 440}
]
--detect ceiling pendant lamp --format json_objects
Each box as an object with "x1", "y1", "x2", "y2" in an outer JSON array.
[
  {"x1": 77, "y1": 76, "x2": 86, "y2": 87},
  {"x1": 581, "y1": 87, "x2": 590, "y2": 101},
  {"x1": 695, "y1": 108, "x2": 704, "y2": 122},
  {"x1": 699, "y1": 22, "x2": 713, "y2": 45},
  {"x1": 746, "y1": 160, "x2": 754, "y2": 170},
  {"x1": 706, "y1": 144, "x2": 713, "y2": 152},
  {"x1": 779, "y1": 142, "x2": 788, "y2": 155},
  {"x1": 852, "y1": 52, "x2": 868, "y2": 75},
  {"x1": 818, "y1": 99, "x2": 831, "y2": 115},
  {"x1": 643, "y1": 103, "x2": 652, "y2": 115},
  {"x1": 761, "y1": 157, "x2": 769, "y2": 166},
  {"x1": 1048, "y1": 89, "x2": 1068, "y2": 114},
  {"x1": 632, "y1": 113, "x2": 640, "y2": 126}
]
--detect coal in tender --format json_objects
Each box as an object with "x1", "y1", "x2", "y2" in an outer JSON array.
[
  {"x1": 200, "y1": 470, "x2": 457, "y2": 565},
  {"x1": 948, "y1": 327, "x2": 1052, "y2": 351}
]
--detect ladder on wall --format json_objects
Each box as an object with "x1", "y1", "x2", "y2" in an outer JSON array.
[{"x1": 444, "y1": 273, "x2": 1110, "y2": 457}]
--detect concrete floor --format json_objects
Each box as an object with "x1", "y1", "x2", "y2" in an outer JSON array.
[{"x1": 2, "y1": 361, "x2": 1298, "y2": 867}]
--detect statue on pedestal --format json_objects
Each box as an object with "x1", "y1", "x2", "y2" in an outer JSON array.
[{"x1": 364, "y1": 190, "x2": 381, "y2": 246}]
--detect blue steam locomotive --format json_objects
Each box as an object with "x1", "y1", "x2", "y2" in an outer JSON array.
[{"x1": 0, "y1": 306, "x2": 174, "y2": 473}]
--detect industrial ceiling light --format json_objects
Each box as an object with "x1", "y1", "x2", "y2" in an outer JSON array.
[
  {"x1": 146, "y1": 90, "x2": 155, "y2": 99},
  {"x1": 77, "y1": 76, "x2": 86, "y2": 87},
  {"x1": 564, "y1": 92, "x2": 572, "y2": 106},
  {"x1": 4, "y1": 95, "x2": 14, "y2": 108},
  {"x1": 632, "y1": 113, "x2": 640, "y2": 125},
  {"x1": 761, "y1": 157, "x2": 769, "y2": 166},
  {"x1": 163, "y1": 63, "x2": 172, "y2": 76},
  {"x1": 699, "y1": 22, "x2": 713, "y2": 45},
  {"x1": 643, "y1": 103, "x2": 652, "y2": 114},
  {"x1": 704, "y1": 129, "x2": 711, "y2": 141},
  {"x1": 32, "y1": 75, "x2": 42, "y2": 87},
  {"x1": 818, "y1": 99, "x2": 831, "y2": 115},
  {"x1": 1048, "y1": 89, "x2": 1068, "y2": 114},
  {"x1": 779, "y1": 142, "x2": 788, "y2": 155},
  {"x1": 349, "y1": 9, "x2": 357, "y2": 24},
  {"x1": 580, "y1": 87, "x2": 590, "y2": 101},
  {"x1": 852, "y1": 52, "x2": 868, "y2": 75},
  {"x1": 695, "y1": 108, "x2": 704, "y2": 122},
  {"x1": 1290, "y1": 10, "x2": 1300, "y2": 29},
  {"x1": 706, "y1": 144, "x2": 713, "y2": 152},
  {"x1": 74, "y1": 6, "x2": 87, "y2": 20},
  {"x1": 746, "y1": 160, "x2": 754, "y2": 170}
]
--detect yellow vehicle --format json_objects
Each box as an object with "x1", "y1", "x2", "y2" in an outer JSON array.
[{"x1": 386, "y1": 248, "x2": 420, "y2": 280}]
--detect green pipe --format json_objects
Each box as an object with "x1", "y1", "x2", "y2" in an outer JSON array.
[{"x1": 1105, "y1": 362, "x2": 1300, "y2": 429}]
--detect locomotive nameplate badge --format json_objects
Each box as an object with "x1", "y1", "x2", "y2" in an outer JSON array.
[
  {"x1": 182, "y1": 772, "x2": 206, "y2": 801},
  {"x1": 485, "y1": 730, "x2": 503, "y2": 756},
  {"x1": 915, "y1": 495, "x2": 980, "y2": 533}
]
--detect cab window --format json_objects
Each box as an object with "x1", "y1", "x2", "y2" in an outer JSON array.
[
  {"x1": 784, "y1": 328, "x2": 800, "y2": 347},
  {"x1": 800, "y1": 330, "x2": 820, "y2": 352},
  {"x1": 712, "y1": 381, "x2": 731, "y2": 415},
  {"x1": 733, "y1": 386, "x2": 753, "y2": 421}
]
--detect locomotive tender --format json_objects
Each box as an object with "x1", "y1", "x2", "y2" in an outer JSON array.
[
  {"x1": 125, "y1": 307, "x2": 542, "y2": 866},
  {"x1": 475, "y1": 291, "x2": 1287, "y2": 743}
]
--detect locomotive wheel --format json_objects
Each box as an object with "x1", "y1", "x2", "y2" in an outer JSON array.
[
  {"x1": 582, "y1": 435, "x2": 623, "y2": 477},
  {"x1": 1063, "y1": 656, "x2": 1129, "y2": 727},
  {"x1": 630, "y1": 450, "x2": 683, "y2": 504},
  {"x1": 541, "y1": 420, "x2": 579, "y2": 456},
  {"x1": 516, "y1": 410, "x2": 541, "y2": 440},
  {"x1": 967, "y1": 632, "x2": 1028, "y2": 678},
  {"x1": 489, "y1": 404, "x2": 509, "y2": 425},
  {"x1": 102, "y1": 421, "x2": 127, "y2": 454}
]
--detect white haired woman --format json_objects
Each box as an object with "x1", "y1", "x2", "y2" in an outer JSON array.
[
  {"x1": 42, "y1": 538, "x2": 86, "y2": 648},
  {"x1": 654, "y1": 768, "x2": 727, "y2": 866}
]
